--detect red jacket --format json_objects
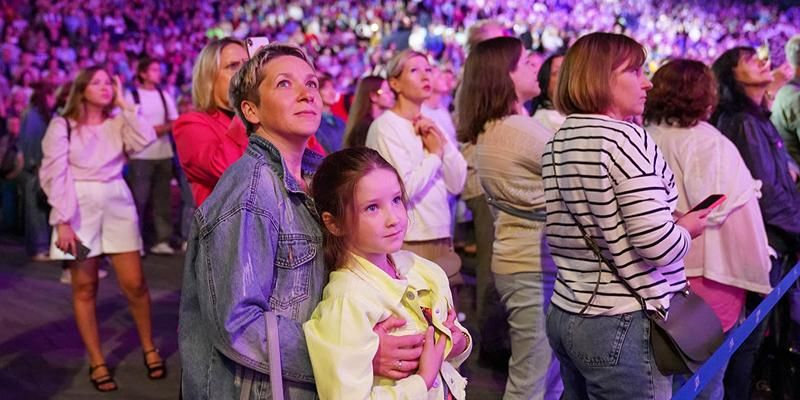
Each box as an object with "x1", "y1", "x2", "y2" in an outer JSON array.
[{"x1": 174, "y1": 110, "x2": 326, "y2": 206}]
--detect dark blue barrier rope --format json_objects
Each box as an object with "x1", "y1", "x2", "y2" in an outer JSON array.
[{"x1": 673, "y1": 262, "x2": 800, "y2": 399}]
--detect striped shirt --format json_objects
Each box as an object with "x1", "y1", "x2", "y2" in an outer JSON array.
[{"x1": 542, "y1": 114, "x2": 691, "y2": 316}]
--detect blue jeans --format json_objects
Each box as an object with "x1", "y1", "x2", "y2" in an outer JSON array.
[
  {"x1": 546, "y1": 306, "x2": 672, "y2": 400},
  {"x1": 495, "y1": 271, "x2": 562, "y2": 400}
]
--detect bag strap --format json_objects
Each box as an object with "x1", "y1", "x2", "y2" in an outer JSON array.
[
  {"x1": 265, "y1": 311, "x2": 284, "y2": 400},
  {"x1": 156, "y1": 88, "x2": 169, "y2": 125},
  {"x1": 485, "y1": 193, "x2": 547, "y2": 221},
  {"x1": 549, "y1": 145, "x2": 653, "y2": 316},
  {"x1": 64, "y1": 117, "x2": 72, "y2": 141},
  {"x1": 130, "y1": 87, "x2": 141, "y2": 105},
  {"x1": 240, "y1": 311, "x2": 283, "y2": 400},
  {"x1": 132, "y1": 87, "x2": 169, "y2": 125}
]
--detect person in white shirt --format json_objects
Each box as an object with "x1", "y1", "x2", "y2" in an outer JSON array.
[
  {"x1": 366, "y1": 50, "x2": 467, "y2": 288},
  {"x1": 39, "y1": 66, "x2": 162, "y2": 392},
  {"x1": 644, "y1": 59, "x2": 772, "y2": 399},
  {"x1": 124, "y1": 57, "x2": 179, "y2": 255}
]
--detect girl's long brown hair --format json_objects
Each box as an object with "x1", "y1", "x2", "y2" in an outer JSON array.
[
  {"x1": 60, "y1": 66, "x2": 116, "y2": 124},
  {"x1": 311, "y1": 147, "x2": 407, "y2": 270}
]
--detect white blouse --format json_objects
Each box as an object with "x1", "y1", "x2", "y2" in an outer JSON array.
[
  {"x1": 39, "y1": 109, "x2": 156, "y2": 225},
  {"x1": 648, "y1": 121, "x2": 772, "y2": 294}
]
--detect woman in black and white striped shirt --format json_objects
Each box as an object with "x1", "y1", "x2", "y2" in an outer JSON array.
[{"x1": 542, "y1": 32, "x2": 710, "y2": 400}]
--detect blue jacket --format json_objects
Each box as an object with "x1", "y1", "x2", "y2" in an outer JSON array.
[
  {"x1": 715, "y1": 106, "x2": 800, "y2": 252},
  {"x1": 179, "y1": 134, "x2": 326, "y2": 399}
]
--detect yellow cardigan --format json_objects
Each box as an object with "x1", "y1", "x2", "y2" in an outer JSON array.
[{"x1": 303, "y1": 250, "x2": 472, "y2": 400}]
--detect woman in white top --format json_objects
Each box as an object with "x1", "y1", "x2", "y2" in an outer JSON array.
[
  {"x1": 644, "y1": 59, "x2": 772, "y2": 399},
  {"x1": 39, "y1": 66, "x2": 160, "y2": 392},
  {"x1": 531, "y1": 54, "x2": 566, "y2": 134},
  {"x1": 366, "y1": 50, "x2": 467, "y2": 286},
  {"x1": 458, "y1": 36, "x2": 562, "y2": 400}
]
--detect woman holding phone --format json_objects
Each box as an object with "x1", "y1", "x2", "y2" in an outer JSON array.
[
  {"x1": 644, "y1": 59, "x2": 772, "y2": 398},
  {"x1": 40, "y1": 66, "x2": 162, "y2": 392}
]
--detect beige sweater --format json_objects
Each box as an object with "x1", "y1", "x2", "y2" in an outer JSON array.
[{"x1": 476, "y1": 114, "x2": 555, "y2": 275}]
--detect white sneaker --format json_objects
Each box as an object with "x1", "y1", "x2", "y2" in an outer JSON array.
[
  {"x1": 150, "y1": 242, "x2": 175, "y2": 255},
  {"x1": 59, "y1": 269, "x2": 71, "y2": 284},
  {"x1": 32, "y1": 252, "x2": 51, "y2": 262},
  {"x1": 457, "y1": 312, "x2": 467, "y2": 322}
]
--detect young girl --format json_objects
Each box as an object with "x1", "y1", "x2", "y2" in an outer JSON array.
[{"x1": 305, "y1": 147, "x2": 472, "y2": 399}]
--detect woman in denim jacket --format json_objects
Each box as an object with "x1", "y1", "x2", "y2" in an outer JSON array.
[{"x1": 179, "y1": 44, "x2": 424, "y2": 400}]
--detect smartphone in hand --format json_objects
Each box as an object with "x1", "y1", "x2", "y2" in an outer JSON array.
[
  {"x1": 66, "y1": 241, "x2": 92, "y2": 261},
  {"x1": 689, "y1": 194, "x2": 726, "y2": 213},
  {"x1": 246, "y1": 36, "x2": 270, "y2": 58}
]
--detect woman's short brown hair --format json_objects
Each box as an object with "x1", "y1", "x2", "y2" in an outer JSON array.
[
  {"x1": 644, "y1": 59, "x2": 718, "y2": 128},
  {"x1": 555, "y1": 32, "x2": 646, "y2": 116},
  {"x1": 228, "y1": 43, "x2": 315, "y2": 135}
]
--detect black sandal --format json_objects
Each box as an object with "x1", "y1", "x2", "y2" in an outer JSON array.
[
  {"x1": 143, "y1": 348, "x2": 167, "y2": 380},
  {"x1": 89, "y1": 364, "x2": 118, "y2": 392}
]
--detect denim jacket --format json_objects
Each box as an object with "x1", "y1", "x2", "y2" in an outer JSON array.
[{"x1": 179, "y1": 134, "x2": 326, "y2": 400}]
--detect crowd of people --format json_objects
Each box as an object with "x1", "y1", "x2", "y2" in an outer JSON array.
[
  {"x1": 1, "y1": 0, "x2": 800, "y2": 125},
  {"x1": 2, "y1": 0, "x2": 800, "y2": 399}
]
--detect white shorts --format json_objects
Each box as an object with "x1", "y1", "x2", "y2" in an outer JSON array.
[{"x1": 50, "y1": 179, "x2": 142, "y2": 260}]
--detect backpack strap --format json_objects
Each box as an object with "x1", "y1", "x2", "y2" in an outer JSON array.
[
  {"x1": 156, "y1": 88, "x2": 169, "y2": 124},
  {"x1": 130, "y1": 87, "x2": 141, "y2": 105},
  {"x1": 64, "y1": 117, "x2": 72, "y2": 141}
]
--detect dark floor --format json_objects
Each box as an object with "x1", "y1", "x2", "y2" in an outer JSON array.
[{"x1": 0, "y1": 235, "x2": 507, "y2": 399}]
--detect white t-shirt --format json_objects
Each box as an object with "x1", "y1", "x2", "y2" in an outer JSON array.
[
  {"x1": 366, "y1": 110, "x2": 467, "y2": 241},
  {"x1": 124, "y1": 87, "x2": 178, "y2": 160}
]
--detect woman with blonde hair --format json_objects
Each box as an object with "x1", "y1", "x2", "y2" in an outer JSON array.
[
  {"x1": 172, "y1": 38, "x2": 249, "y2": 206},
  {"x1": 542, "y1": 33, "x2": 710, "y2": 399},
  {"x1": 343, "y1": 75, "x2": 394, "y2": 148},
  {"x1": 39, "y1": 65, "x2": 160, "y2": 392},
  {"x1": 366, "y1": 50, "x2": 467, "y2": 288}
]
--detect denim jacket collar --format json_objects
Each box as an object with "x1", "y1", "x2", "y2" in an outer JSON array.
[{"x1": 247, "y1": 134, "x2": 324, "y2": 195}]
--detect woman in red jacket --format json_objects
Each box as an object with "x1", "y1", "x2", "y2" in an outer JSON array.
[{"x1": 174, "y1": 38, "x2": 324, "y2": 206}]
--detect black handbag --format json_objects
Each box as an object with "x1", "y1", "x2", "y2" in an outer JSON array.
[{"x1": 551, "y1": 162, "x2": 724, "y2": 375}]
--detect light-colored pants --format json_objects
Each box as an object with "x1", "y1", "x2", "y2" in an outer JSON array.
[{"x1": 495, "y1": 271, "x2": 563, "y2": 400}]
